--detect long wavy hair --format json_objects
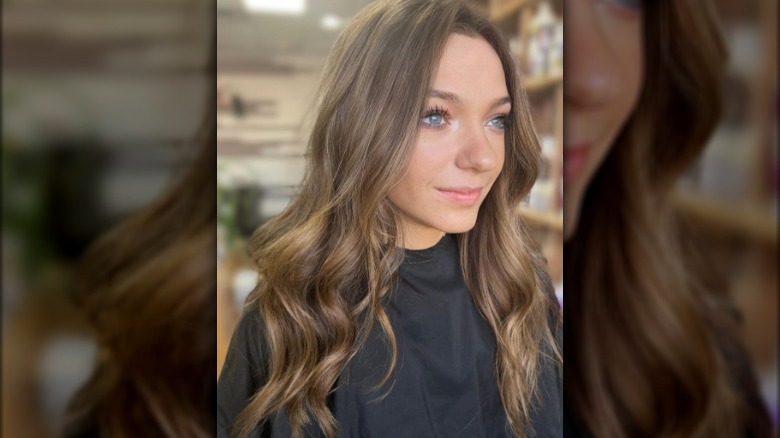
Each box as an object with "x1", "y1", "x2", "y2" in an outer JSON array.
[
  {"x1": 64, "y1": 113, "x2": 216, "y2": 437},
  {"x1": 234, "y1": 1, "x2": 561, "y2": 437},
  {"x1": 565, "y1": 1, "x2": 771, "y2": 436}
]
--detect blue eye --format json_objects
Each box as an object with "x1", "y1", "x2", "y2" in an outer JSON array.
[
  {"x1": 422, "y1": 113, "x2": 445, "y2": 126},
  {"x1": 487, "y1": 114, "x2": 509, "y2": 129},
  {"x1": 421, "y1": 106, "x2": 450, "y2": 128}
]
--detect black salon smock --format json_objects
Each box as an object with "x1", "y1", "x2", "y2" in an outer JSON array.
[{"x1": 218, "y1": 234, "x2": 562, "y2": 437}]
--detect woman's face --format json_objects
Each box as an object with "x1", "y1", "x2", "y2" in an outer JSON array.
[
  {"x1": 389, "y1": 34, "x2": 508, "y2": 249},
  {"x1": 563, "y1": 0, "x2": 644, "y2": 239}
]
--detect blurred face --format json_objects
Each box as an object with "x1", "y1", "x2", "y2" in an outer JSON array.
[
  {"x1": 563, "y1": 0, "x2": 644, "y2": 239},
  {"x1": 389, "y1": 34, "x2": 508, "y2": 249}
]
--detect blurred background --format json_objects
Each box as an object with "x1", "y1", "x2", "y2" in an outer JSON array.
[{"x1": 2, "y1": 0, "x2": 211, "y2": 436}]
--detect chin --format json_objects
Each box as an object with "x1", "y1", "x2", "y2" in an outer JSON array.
[{"x1": 436, "y1": 214, "x2": 479, "y2": 234}]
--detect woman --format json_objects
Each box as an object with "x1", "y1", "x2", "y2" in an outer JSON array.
[
  {"x1": 217, "y1": 0, "x2": 562, "y2": 437},
  {"x1": 563, "y1": 0, "x2": 773, "y2": 436}
]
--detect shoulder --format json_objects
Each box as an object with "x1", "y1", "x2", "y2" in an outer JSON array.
[
  {"x1": 217, "y1": 307, "x2": 272, "y2": 437},
  {"x1": 218, "y1": 307, "x2": 271, "y2": 402},
  {"x1": 226, "y1": 307, "x2": 270, "y2": 380},
  {"x1": 533, "y1": 258, "x2": 561, "y2": 342}
]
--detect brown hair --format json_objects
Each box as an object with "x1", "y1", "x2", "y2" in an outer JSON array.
[
  {"x1": 565, "y1": 1, "x2": 768, "y2": 436},
  {"x1": 234, "y1": 0, "x2": 560, "y2": 437},
  {"x1": 64, "y1": 115, "x2": 216, "y2": 437}
]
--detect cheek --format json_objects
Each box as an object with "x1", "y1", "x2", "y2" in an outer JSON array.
[
  {"x1": 406, "y1": 137, "x2": 452, "y2": 181},
  {"x1": 388, "y1": 142, "x2": 438, "y2": 205},
  {"x1": 613, "y1": 19, "x2": 644, "y2": 125},
  {"x1": 497, "y1": 143, "x2": 506, "y2": 172},
  {"x1": 589, "y1": 29, "x2": 644, "y2": 171},
  {"x1": 487, "y1": 136, "x2": 506, "y2": 182}
]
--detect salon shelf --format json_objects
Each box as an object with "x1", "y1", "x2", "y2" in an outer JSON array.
[
  {"x1": 518, "y1": 207, "x2": 563, "y2": 231},
  {"x1": 489, "y1": 0, "x2": 535, "y2": 23},
  {"x1": 672, "y1": 190, "x2": 777, "y2": 245},
  {"x1": 523, "y1": 72, "x2": 563, "y2": 95}
]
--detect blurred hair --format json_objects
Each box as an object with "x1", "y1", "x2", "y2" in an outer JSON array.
[
  {"x1": 63, "y1": 115, "x2": 216, "y2": 437},
  {"x1": 565, "y1": 1, "x2": 770, "y2": 436},
  {"x1": 234, "y1": 0, "x2": 560, "y2": 437}
]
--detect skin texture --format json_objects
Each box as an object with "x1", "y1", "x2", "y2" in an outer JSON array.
[
  {"x1": 389, "y1": 34, "x2": 508, "y2": 249},
  {"x1": 563, "y1": 0, "x2": 644, "y2": 239}
]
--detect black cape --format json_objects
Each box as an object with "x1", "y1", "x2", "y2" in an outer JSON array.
[{"x1": 217, "y1": 234, "x2": 563, "y2": 437}]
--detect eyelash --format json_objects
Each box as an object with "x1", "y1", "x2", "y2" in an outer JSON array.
[
  {"x1": 421, "y1": 106, "x2": 451, "y2": 129},
  {"x1": 421, "y1": 106, "x2": 510, "y2": 130},
  {"x1": 489, "y1": 114, "x2": 510, "y2": 129}
]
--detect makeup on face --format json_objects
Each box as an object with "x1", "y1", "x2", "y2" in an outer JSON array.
[
  {"x1": 388, "y1": 34, "x2": 508, "y2": 249},
  {"x1": 563, "y1": 142, "x2": 591, "y2": 183},
  {"x1": 435, "y1": 186, "x2": 484, "y2": 206}
]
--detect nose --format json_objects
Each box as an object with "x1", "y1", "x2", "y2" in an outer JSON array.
[
  {"x1": 455, "y1": 120, "x2": 501, "y2": 173},
  {"x1": 565, "y1": 0, "x2": 625, "y2": 109}
]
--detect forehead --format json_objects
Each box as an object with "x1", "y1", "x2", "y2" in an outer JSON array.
[{"x1": 432, "y1": 34, "x2": 508, "y2": 100}]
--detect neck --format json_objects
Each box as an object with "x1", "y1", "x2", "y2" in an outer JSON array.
[{"x1": 400, "y1": 230, "x2": 446, "y2": 250}]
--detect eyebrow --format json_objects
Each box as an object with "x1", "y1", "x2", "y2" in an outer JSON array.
[{"x1": 429, "y1": 89, "x2": 511, "y2": 110}]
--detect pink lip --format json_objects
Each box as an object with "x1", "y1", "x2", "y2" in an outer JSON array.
[
  {"x1": 564, "y1": 142, "x2": 590, "y2": 183},
  {"x1": 436, "y1": 186, "x2": 483, "y2": 205}
]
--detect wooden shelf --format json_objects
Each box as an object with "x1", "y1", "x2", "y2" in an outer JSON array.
[
  {"x1": 672, "y1": 190, "x2": 777, "y2": 245},
  {"x1": 523, "y1": 72, "x2": 562, "y2": 94},
  {"x1": 519, "y1": 207, "x2": 563, "y2": 231},
  {"x1": 489, "y1": 0, "x2": 535, "y2": 22}
]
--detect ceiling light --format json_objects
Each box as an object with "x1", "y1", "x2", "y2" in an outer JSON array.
[
  {"x1": 321, "y1": 14, "x2": 343, "y2": 30},
  {"x1": 243, "y1": 0, "x2": 306, "y2": 15}
]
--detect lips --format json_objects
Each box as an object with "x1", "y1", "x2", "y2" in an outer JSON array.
[
  {"x1": 436, "y1": 186, "x2": 483, "y2": 205},
  {"x1": 563, "y1": 142, "x2": 590, "y2": 183}
]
